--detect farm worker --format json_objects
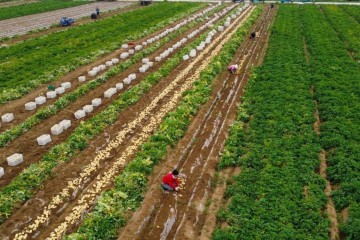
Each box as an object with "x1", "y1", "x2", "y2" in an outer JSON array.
[
  {"x1": 228, "y1": 64, "x2": 238, "y2": 74},
  {"x1": 161, "y1": 170, "x2": 180, "y2": 191},
  {"x1": 96, "y1": 7, "x2": 100, "y2": 16},
  {"x1": 250, "y1": 31, "x2": 256, "y2": 39}
]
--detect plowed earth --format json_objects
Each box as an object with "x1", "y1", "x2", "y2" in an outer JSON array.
[{"x1": 118, "y1": 6, "x2": 276, "y2": 240}]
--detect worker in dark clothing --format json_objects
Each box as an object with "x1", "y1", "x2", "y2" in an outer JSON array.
[
  {"x1": 96, "y1": 7, "x2": 100, "y2": 16},
  {"x1": 161, "y1": 170, "x2": 180, "y2": 191},
  {"x1": 271, "y1": 3, "x2": 275, "y2": 8},
  {"x1": 250, "y1": 31, "x2": 256, "y2": 39}
]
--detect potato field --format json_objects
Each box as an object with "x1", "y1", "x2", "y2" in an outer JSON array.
[{"x1": 0, "y1": 1, "x2": 359, "y2": 240}]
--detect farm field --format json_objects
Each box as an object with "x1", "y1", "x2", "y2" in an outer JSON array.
[
  {"x1": 214, "y1": 3, "x2": 360, "y2": 240},
  {"x1": 0, "y1": 0, "x2": 90, "y2": 20},
  {"x1": 0, "y1": 1, "x2": 133, "y2": 38},
  {"x1": 0, "y1": 2, "x2": 248, "y2": 239},
  {"x1": 0, "y1": 2, "x2": 204, "y2": 104},
  {"x1": 0, "y1": 2, "x2": 359, "y2": 240}
]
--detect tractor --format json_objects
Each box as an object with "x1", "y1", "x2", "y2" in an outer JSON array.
[{"x1": 59, "y1": 17, "x2": 75, "y2": 27}]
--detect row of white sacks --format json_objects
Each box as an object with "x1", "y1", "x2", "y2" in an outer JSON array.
[
  {"x1": 125, "y1": 5, "x2": 234, "y2": 74},
  {"x1": 36, "y1": 118, "x2": 72, "y2": 147},
  {"x1": 0, "y1": 152, "x2": 24, "y2": 177},
  {"x1": 23, "y1": 81, "x2": 72, "y2": 113},
  {"x1": 1, "y1": 152, "x2": 24, "y2": 177},
  {"x1": 0, "y1": 3, "x2": 236, "y2": 177},
  {"x1": 0, "y1": 117, "x2": 72, "y2": 176},
  {"x1": 138, "y1": 4, "x2": 242, "y2": 71},
  {"x1": 184, "y1": 4, "x2": 246, "y2": 60},
  {"x1": 86, "y1": 4, "x2": 218, "y2": 80}
]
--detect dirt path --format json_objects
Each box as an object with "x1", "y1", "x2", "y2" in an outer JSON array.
[
  {"x1": 0, "y1": 4, "x2": 243, "y2": 240},
  {"x1": 0, "y1": 4, "x2": 218, "y2": 189},
  {"x1": 0, "y1": 2, "x2": 132, "y2": 38},
  {"x1": 313, "y1": 98, "x2": 340, "y2": 240},
  {"x1": 117, "y1": 5, "x2": 276, "y2": 240},
  {"x1": 0, "y1": 3, "x2": 140, "y2": 45}
]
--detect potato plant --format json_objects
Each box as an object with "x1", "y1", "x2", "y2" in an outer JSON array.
[
  {"x1": 214, "y1": 5, "x2": 329, "y2": 239},
  {"x1": 320, "y1": 5, "x2": 360, "y2": 61},
  {"x1": 300, "y1": 5, "x2": 360, "y2": 239}
]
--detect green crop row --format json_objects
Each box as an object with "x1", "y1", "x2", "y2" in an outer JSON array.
[
  {"x1": 0, "y1": 3, "x2": 229, "y2": 224},
  {"x1": 320, "y1": 5, "x2": 360, "y2": 61},
  {"x1": 214, "y1": 5, "x2": 329, "y2": 239},
  {"x1": 0, "y1": 0, "x2": 88, "y2": 20},
  {"x1": 340, "y1": 5, "x2": 360, "y2": 23},
  {"x1": 300, "y1": 5, "x2": 360, "y2": 239},
  {"x1": 0, "y1": 2, "x2": 204, "y2": 104},
  {"x1": 0, "y1": 4, "x2": 221, "y2": 148},
  {"x1": 65, "y1": 6, "x2": 262, "y2": 240}
]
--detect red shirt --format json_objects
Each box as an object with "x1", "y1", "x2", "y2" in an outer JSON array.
[{"x1": 162, "y1": 172, "x2": 179, "y2": 189}]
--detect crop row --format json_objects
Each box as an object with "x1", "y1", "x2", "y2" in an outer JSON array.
[
  {"x1": 0, "y1": 3, "x2": 219, "y2": 149},
  {"x1": 0, "y1": 0, "x2": 88, "y2": 20},
  {"x1": 340, "y1": 5, "x2": 360, "y2": 23},
  {"x1": 10, "y1": 4, "x2": 245, "y2": 239},
  {"x1": 0, "y1": 3, "x2": 235, "y2": 226},
  {"x1": 0, "y1": 2, "x2": 204, "y2": 104},
  {"x1": 320, "y1": 5, "x2": 360, "y2": 61},
  {"x1": 300, "y1": 5, "x2": 360, "y2": 239},
  {"x1": 64, "y1": 5, "x2": 261, "y2": 240},
  {"x1": 214, "y1": 5, "x2": 329, "y2": 239}
]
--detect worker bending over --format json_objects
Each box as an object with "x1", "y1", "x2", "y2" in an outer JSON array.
[
  {"x1": 250, "y1": 31, "x2": 256, "y2": 39},
  {"x1": 228, "y1": 64, "x2": 238, "y2": 74},
  {"x1": 162, "y1": 170, "x2": 180, "y2": 191}
]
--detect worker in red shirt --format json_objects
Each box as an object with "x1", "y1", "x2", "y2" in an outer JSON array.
[{"x1": 161, "y1": 170, "x2": 180, "y2": 191}]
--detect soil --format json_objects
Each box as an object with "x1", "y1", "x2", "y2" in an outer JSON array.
[
  {"x1": 314, "y1": 94, "x2": 340, "y2": 240},
  {"x1": 0, "y1": 4, "x2": 252, "y2": 239},
  {"x1": 117, "y1": 6, "x2": 276, "y2": 240},
  {"x1": 0, "y1": 4, "x2": 212, "y2": 188}
]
